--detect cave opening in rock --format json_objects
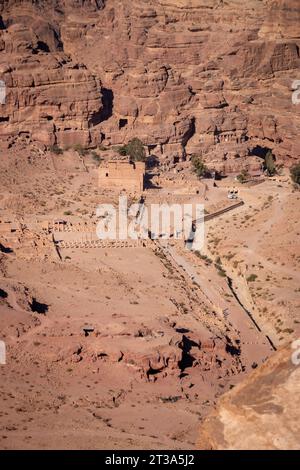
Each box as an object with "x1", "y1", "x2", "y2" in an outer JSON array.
[
  {"x1": 182, "y1": 117, "x2": 196, "y2": 148},
  {"x1": 37, "y1": 41, "x2": 50, "y2": 53},
  {"x1": 89, "y1": 88, "x2": 114, "y2": 126},
  {"x1": 53, "y1": 29, "x2": 64, "y2": 51},
  {"x1": 119, "y1": 118, "x2": 128, "y2": 129},
  {"x1": 225, "y1": 342, "x2": 241, "y2": 357},
  {"x1": 146, "y1": 155, "x2": 160, "y2": 169},
  {"x1": 83, "y1": 327, "x2": 94, "y2": 337},
  {"x1": 250, "y1": 145, "x2": 272, "y2": 159},
  {"x1": 0, "y1": 288, "x2": 8, "y2": 299},
  {"x1": 178, "y1": 335, "x2": 198, "y2": 373},
  {"x1": 148, "y1": 144, "x2": 157, "y2": 155},
  {"x1": 30, "y1": 298, "x2": 49, "y2": 314},
  {"x1": 146, "y1": 367, "x2": 163, "y2": 380},
  {"x1": 0, "y1": 16, "x2": 5, "y2": 30},
  {"x1": 101, "y1": 88, "x2": 114, "y2": 121},
  {"x1": 0, "y1": 243, "x2": 13, "y2": 253}
]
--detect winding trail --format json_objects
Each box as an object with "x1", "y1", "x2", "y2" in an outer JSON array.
[{"x1": 158, "y1": 240, "x2": 274, "y2": 364}]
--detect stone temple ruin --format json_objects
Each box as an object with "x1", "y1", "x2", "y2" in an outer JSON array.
[{"x1": 98, "y1": 159, "x2": 145, "y2": 193}]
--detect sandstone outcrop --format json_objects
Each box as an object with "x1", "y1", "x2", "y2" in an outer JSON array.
[
  {"x1": 197, "y1": 344, "x2": 300, "y2": 450},
  {"x1": 0, "y1": 2, "x2": 103, "y2": 147},
  {"x1": 0, "y1": 0, "x2": 299, "y2": 171}
]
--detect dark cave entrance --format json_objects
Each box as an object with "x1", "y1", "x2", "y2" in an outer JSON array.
[
  {"x1": 178, "y1": 335, "x2": 199, "y2": 376},
  {"x1": 89, "y1": 88, "x2": 114, "y2": 126},
  {"x1": 119, "y1": 118, "x2": 128, "y2": 130},
  {"x1": 250, "y1": 145, "x2": 272, "y2": 159},
  {"x1": 0, "y1": 288, "x2": 8, "y2": 299},
  {"x1": 182, "y1": 117, "x2": 196, "y2": 148},
  {"x1": 30, "y1": 298, "x2": 49, "y2": 315},
  {"x1": 0, "y1": 243, "x2": 13, "y2": 253},
  {"x1": 0, "y1": 16, "x2": 5, "y2": 30}
]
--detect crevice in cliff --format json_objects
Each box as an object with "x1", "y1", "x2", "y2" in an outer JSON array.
[
  {"x1": 178, "y1": 335, "x2": 199, "y2": 375},
  {"x1": 182, "y1": 117, "x2": 196, "y2": 148},
  {"x1": 226, "y1": 276, "x2": 276, "y2": 351},
  {"x1": 0, "y1": 243, "x2": 13, "y2": 254},
  {"x1": 0, "y1": 16, "x2": 5, "y2": 30},
  {"x1": 33, "y1": 41, "x2": 50, "y2": 54},
  {"x1": 89, "y1": 87, "x2": 114, "y2": 126},
  {"x1": 0, "y1": 288, "x2": 8, "y2": 299},
  {"x1": 30, "y1": 298, "x2": 49, "y2": 315},
  {"x1": 250, "y1": 145, "x2": 272, "y2": 159}
]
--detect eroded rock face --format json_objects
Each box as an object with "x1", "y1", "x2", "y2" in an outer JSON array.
[
  {"x1": 0, "y1": 0, "x2": 299, "y2": 170},
  {"x1": 0, "y1": 2, "x2": 103, "y2": 147},
  {"x1": 197, "y1": 344, "x2": 300, "y2": 450}
]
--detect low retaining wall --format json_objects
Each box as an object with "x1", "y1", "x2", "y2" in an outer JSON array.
[{"x1": 204, "y1": 200, "x2": 244, "y2": 222}]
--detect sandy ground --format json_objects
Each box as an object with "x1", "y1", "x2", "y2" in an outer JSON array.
[
  {"x1": 200, "y1": 174, "x2": 300, "y2": 348},
  {"x1": 0, "y1": 146, "x2": 298, "y2": 449}
]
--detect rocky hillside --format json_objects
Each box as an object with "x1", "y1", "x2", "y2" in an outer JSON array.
[
  {"x1": 0, "y1": 0, "x2": 299, "y2": 172},
  {"x1": 197, "y1": 344, "x2": 300, "y2": 449}
]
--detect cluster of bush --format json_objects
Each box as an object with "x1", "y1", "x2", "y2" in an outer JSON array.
[
  {"x1": 49, "y1": 141, "x2": 300, "y2": 188},
  {"x1": 49, "y1": 138, "x2": 147, "y2": 164},
  {"x1": 116, "y1": 138, "x2": 146, "y2": 162},
  {"x1": 236, "y1": 150, "x2": 300, "y2": 187},
  {"x1": 49, "y1": 144, "x2": 102, "y2": 162}
]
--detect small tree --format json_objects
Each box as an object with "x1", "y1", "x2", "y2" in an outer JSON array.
[
  {"x1": 117, "y1": 145, "x2": 128, "y2": 156},
  {"x1": 126, "y1": 138, "x2": 146, "y2": 162},
  {"x1": 91, "y1": 151, "x2": 102, "y2": 163},
  {"x1": 237, "y1": 168, "x2": 249, "y2": 183},
  {"x1": 264, "y1": 150, "x2": 276, "y2": 176},
  {"x1": 73, "y1": 144, "x2": 88, "y2": 157},
  {"x1": 191, "y1": 155, "x2": 208, "y2": 178},
  {"x1": 290, "y1": 163, "x2": 300, "y2": 185},
  {"x1": 50, "y1": 145, "x2": 63, "y2": 155}
]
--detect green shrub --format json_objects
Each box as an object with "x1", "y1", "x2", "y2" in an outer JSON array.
[
  {"x1": 217, "y1": 266, "x2": 227, "y2": 277},
  {"x1": 73, "y1": 144, "x2": 88, "y2": 156},
  {"x1": 215, "y1": 257, "x2": 226, "y2": 277},
  {"x1": 247, "y1": 274, "x2": 257, "y2": 282},
  {"x1": 91, "y1": 151, "x2": 102, "y2": 163},
  {"x1": 117, "y1": 145, "x2": 128, "y2": 156},
  {"x1": 50, "y1": 145, "x2": 63, "y2": 155},
  {"x1": 215, "y1": 256, "x2": 222, "y2": 266},
  {"x1": 191, "y1": 155, "x2": 208, "y2": 178},
  {"x1": 98, "y1": 144, "x2": 107, "y2": 151},
  {"x1": 237, "y1": 169, "x2": 249, "y2": 183},
  {"x1": 126, "y1": 138, "x2": 146, "y2": 162},
  {"x1": 290, "y1": 163, "x2": 300, "y2": 185},
  {"x1": 194, "y1": 251, "x2": 212, "y2": 264},
  {"x1": 116, "y1": 138, "x2": 146, "y2": 162},
  {"x1": 264, "y1": 150, "x2": 276, "y2": 176}
]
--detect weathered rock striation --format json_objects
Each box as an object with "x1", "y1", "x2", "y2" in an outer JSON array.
[
  {"x1": 197, "y1": 344, "x2": 300, "y2": 450},
  {"x1": 0, "y1": 0, "x2": 299, "y2": 171}
]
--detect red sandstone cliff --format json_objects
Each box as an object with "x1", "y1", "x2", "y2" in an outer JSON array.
[
  {"x1": 197, "y1": 344, "x2": 300, "y2": 449},
  {"x1": 0, "y1": 0, "x2": 299, "y2": 171}
]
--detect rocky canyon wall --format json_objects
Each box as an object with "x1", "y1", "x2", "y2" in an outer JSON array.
[
  {"x1": 0, "y1": 0, "x2": 299, "y2": 171},
  {"x1": 197, "y1": 344, "x2": 300, "y2": 450}
]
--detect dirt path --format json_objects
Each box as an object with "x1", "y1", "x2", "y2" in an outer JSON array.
[{"x1": 158, "y1": 240, "x2": 273, "y2": 365}]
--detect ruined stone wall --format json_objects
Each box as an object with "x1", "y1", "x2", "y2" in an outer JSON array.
[{"x1": 99, "y1": 161, "x2": 145, "y2": 192}]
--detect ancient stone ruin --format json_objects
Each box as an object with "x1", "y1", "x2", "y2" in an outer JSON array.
[{"x1": 99, "y1": 159, "x2": 145, "y2": 193}]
